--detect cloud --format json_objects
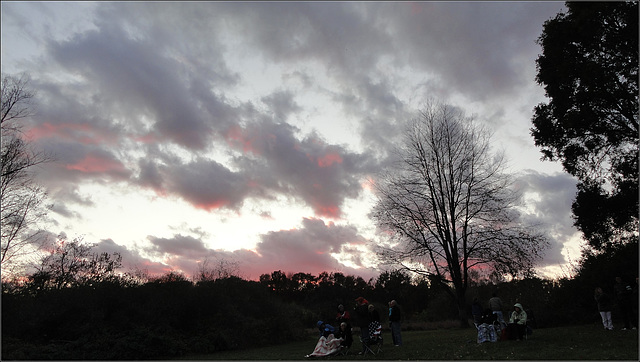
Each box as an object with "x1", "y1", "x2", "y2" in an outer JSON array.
[
  {"x1": 227, "y1": 119, "x2": 372, "y2": 217},
  {"x1": 94, "y1": 238, "x2": 172, "y2": 276},
  {"x1": 515, "y1": 170, "x2": 580, "y2": 266},
  {"x1": 108, "y1": 217, "x2": 377, "y2": 281},
  {"x1": 3, "y1": 2, "x2": 577, "y2": 279},
  {"x1": 241, "y1": 217, "x2": 377, "y2": 280},
  {"x1": 165, "y1": 159, "x2": 250, "y2": 211}
]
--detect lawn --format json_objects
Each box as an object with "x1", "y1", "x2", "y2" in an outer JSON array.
[{"x1": 180, "y1": 323, "x2": 638, "y2": 360}]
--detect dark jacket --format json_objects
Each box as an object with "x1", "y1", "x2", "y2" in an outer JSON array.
[
  {"x1": 595, "y1": 291, "x2": 613, "y2": 312},
  {"x1": 336, "y1": 325, "x2": 353, "y2": 347},
  {"x1": 369, "y1": 308, "x2": 380, "y2": 323},
  {"x1": 354, "y1": 303, "x2": 369, "y2": 328},
  {"x1": 390, "y1": 305, "x2": 402, "y2": 322}
]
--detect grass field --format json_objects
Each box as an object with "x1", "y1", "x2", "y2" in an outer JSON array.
[{"x1": 180, "y1": 323, "x2": 638, "y2": 360}]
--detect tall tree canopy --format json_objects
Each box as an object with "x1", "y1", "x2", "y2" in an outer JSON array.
[
  {"x1": 372, "y1": 102, "x2": 548, "y2": 327},
  {"x1": 531, "y1": 1, "x2": 639, "y2": 252}
]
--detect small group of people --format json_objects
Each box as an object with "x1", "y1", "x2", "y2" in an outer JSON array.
[
  {"x1": 472, "y1": 293, "x2": 530, "y2": 342},
  {"x1": 304, "y1": 320, "x2": 352, "y2": 357},
  {"x1": 305, "y1": 297, "x2": 403, "y2": 357},
  {"x1": 594, "y1": 276, "x2": 638, "y2": 331}
]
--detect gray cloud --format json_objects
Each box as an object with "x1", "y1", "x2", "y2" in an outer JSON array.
[
  {"x1": 515, "y1": 170, "x2": 579, "y2": 266},
  {"x1": 3, "y1": 2, "x2": 576, "y2": 278}
]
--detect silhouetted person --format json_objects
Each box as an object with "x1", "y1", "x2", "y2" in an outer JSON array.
[
  {"x1": 389, "y1": 299, "x2": 403, "y2": 346},
  {"x1": 614, "y1": 277, "x2": 637, "y2": 330}
]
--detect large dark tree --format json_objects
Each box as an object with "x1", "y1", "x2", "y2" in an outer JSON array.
[{"x1": 531, "y1": 2, "x2": 639, "y2": 252}]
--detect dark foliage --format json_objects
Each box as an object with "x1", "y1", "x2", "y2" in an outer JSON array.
[
  {"x1": 531, "y1": 1, "x2": 639, "y2": 251},
  {"x1": 2, "y1": 276, "x2": 308, "y2": 359},
  {"x1": 4, "y1": 257, "x2": 639, "y2": 359}
]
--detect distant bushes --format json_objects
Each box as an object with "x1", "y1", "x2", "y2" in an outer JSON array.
[{"x1": 2, "y1": 277, "x2": 308, "y2": 359}]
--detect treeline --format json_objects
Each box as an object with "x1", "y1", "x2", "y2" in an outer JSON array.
[
  {"x1": 2, "y1": 276, "x2": 309, "y2": 359},
  {"x1": 2, "y1": 241, "x2": 637, "y2": 360}
]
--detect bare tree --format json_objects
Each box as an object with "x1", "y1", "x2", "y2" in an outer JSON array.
[
  {"x1": 1, "y1": 74, "x2": 53, "y2": 275},
  {"x1": 29, "y1": 235, "x2": 123, "y2": 290},
  {"x1": 194, "y1": 255, "x2": 241, "y2": 282},
  {"x1": 371, "y1": 102, "x2": 548, "y2": 327}
]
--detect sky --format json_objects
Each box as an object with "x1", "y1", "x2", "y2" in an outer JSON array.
[{"x1": 1, "y1": 1, "x2": 583, "y2": 282}]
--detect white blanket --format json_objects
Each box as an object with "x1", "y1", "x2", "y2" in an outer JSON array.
[{"x1": 305, "y1": 334, "x2": 344, "y2": 357}]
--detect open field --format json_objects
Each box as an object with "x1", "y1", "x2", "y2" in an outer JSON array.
[{"x1": 180, "y1": 323, "x2": 638, "y2": 360}]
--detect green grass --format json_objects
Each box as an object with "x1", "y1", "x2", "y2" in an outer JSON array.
[{"x1": 179, "y1": 324, "x2": 638, "y2": 360}]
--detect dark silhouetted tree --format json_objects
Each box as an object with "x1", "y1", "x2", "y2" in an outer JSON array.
[
  {"x1": 372, "y1": 102, "x2": 549, "y2": 327},
  {"x1": 29, "y1": 235, "x2": 122, "y2": 290},
  {"x1": 531, "y1": 1, "x2": 638, "y2": 252}
]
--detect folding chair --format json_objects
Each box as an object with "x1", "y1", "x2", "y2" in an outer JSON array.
[{"x1": 360, "y1": 321, "x2": 383, "y2": 355}]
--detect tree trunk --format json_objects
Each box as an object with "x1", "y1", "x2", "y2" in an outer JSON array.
[{"x1": 457, "y1": 291, "x2": 470, "y2": 328}]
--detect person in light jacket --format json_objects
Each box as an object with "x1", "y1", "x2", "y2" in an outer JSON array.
[{"x1": 506, "y1": 303, "x2": 527, "y2": 340}]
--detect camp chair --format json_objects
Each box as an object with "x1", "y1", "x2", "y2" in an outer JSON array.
[{"x1": 360, "y1": 321, "x2": 383, "y2": 355}]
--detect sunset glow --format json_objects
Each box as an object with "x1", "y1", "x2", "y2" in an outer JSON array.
[{"x1": 1, "y1": 1, "x2": 578, "y2": 281}]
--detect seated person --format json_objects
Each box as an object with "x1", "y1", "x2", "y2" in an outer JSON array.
[
  {"x1": 336, "y1": 322, "x2": 353, "y2": 348},
  {"x1": 306, "y1": 321, "x2": 341, "y2": 357},
  {"x1": 317, "y1": 320, "x2": 335, "y2": 338},
  {"x1": 336, "y1": 304, "x2": 351, "y2": 326},
  {"x1": 505, "y1": 303, "x2": 527, "y2": 340}
]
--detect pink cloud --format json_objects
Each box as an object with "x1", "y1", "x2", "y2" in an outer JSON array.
[
  {"x1": 192, "y1": 199, "x2": 231, "y2": 212},
  {"x1": 225, "y1": 125, "x2": 261, "y2": 154},
  {"x1": 314, "y1": 205, "x2": 341, "y2": 219},
  {"x1": 27, "y1": 122, "x2": 117, "y2": 145},
  {"x1": 65, "y1": 154, "x2": 128, "y2": 174},
  {"x1": 132, "y1": 132, "x2": 160, "y2": 144},
  {"x1": 121, "y1": 217, "x2": 378, "y2": 282},
  {"x1": 317, "y1": 152, "x2": 343, "y2": 168}
]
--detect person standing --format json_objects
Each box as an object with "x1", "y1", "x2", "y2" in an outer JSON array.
[
  {"x1": 354, "y1": 297, "x2": 370, "y2": 344},
  {"x1": 614, "y1": 277, "x2": 637, "y2": 330},
  {"x1": 594, "y1": 287, "x2": 614, "y2": 330},
  {"x1": 632, "y1": 277, "x2": 639, "y2": 330},
  {"x1": 389, "y1": 300, "x2": 403, "y2": 346},
  {"x1": 489, "y1": 292, "x2": 506, "y2": 327}
]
